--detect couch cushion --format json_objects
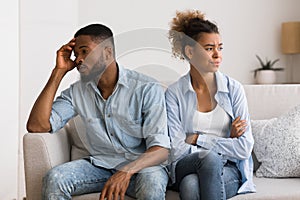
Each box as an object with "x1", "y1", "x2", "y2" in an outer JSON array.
[
  {"x1": 72, "y1": 190, "x2": 180, "y2": 200},
  {"x1": 71, "y1": 177, "x2": 300, "y2": 200},
  {"x1": 229, "y1": 177, "x2": 300, "y2": 200},
  {"x1": 65, "y1": 116, "x2": 90, "y2": 160},
  {"x1": 251, "y1": 104, "x2": 300, "y2": 177}
]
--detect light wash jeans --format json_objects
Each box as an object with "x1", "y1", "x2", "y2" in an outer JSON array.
[
  {"x1": 42, "y1": 159, "x2": 168, "y2": 200},
  {"x1": 174, "y1": 150, "x2": 241, "y2": 200}
]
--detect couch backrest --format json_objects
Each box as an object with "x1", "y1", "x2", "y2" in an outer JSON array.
[
  {"x1": 243, "y1": 84, "x2": 300, "y2": 120},
  {"x1": 66, "y1": 84, "x2": 300, "y2": 161},
  {"x1": 65, "y1": 116, "x2": 90, "y2": 160}
]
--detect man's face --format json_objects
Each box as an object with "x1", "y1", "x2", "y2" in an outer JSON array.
[{"x1": 73, "y1": 35, "x2": 106, "y2": 82}]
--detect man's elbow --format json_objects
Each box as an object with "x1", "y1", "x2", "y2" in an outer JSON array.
[
  {"x1": 162, "y1": 148, "x2": 170, "y2": 161},
  {"x1": 159, "y1": 147, "x2": 170, "y2": 162},
  {"x1": 26, "y1": 120, "x2": 51, "y2": 133},
  {"x1": 149, "y1": 146, "x2": 169, "y2": 163}
]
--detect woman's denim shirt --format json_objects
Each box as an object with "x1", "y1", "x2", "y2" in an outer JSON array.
[{"x1": 165, "y1": 71, "x2": 256, "y2": 193}]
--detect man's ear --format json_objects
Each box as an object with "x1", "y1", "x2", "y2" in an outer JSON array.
[
  {"x1": 104, "y1": 46, "x2": 113, "y2": 60},
  {"x1": 184, "y1": 45, "x2": 193, "y2": 60}
]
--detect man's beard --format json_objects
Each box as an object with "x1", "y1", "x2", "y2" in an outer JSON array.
[{"x1": 80, "y1": 63, "x2": 107, "y2": 83}]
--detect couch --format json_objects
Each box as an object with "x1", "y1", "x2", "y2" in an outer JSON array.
[{"x1": 23, "y1": 84, "x2": 300, "y2": 200}]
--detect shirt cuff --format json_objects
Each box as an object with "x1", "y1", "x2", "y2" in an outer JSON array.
[
  {"x1": 146, "y1": 134, "x2": 171, "y2": 150},
  {"x1": 49, "y1": 110, "x2": 63, "y2": 133},
  {"x1": 196, "y1": 134, "x2": 217, "y2": 150}
]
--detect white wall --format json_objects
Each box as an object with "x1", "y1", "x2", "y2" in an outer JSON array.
[
  {"x1": 78, "y1": 0, "x2": 300, "y2": 84},
  {"x1": 19, "y1": 0, "x2": 79, "y2": 199},
  {"x1": 0, "y1": 1, "x2": 19, "y2": 199}
]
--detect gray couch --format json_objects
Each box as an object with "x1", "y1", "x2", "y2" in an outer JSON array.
[{"x1": 23, "y1": 84, "x2": 300, "y2": 200}]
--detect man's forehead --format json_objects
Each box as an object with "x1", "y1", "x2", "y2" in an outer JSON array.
[
  {"x1": 74, "y1": 35, "x2": 101, "y2": 50},
  {"x1": 75, "y1": 35, "x2": 94, "y2": 45}
]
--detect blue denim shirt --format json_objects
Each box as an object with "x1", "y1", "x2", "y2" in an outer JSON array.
[
  {"x1": 165, "y1": 71, "x2": 256, "y2": 193},
  {"x1": 50, "y1": 65, "x2": 170, "y2": 169}
]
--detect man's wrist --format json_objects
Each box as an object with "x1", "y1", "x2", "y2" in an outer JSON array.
[
  {"x1": 52, "y1": 67, "x2": 68, "y2": 76},
  {"x1": 120, "y1": 164, "x2": 137, "y2": 176}
]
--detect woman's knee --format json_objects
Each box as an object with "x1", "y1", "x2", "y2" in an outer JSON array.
[
  {"x1": 200, "y1": 150, "x2": 223, "y2": 171},
  {"x1": 179, "y1": 174, "x2": 200, "y2": 200}
]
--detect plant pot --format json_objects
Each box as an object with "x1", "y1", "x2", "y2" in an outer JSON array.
[{"x1": 255, "y1": 70, "x2": 276, "y2": 84}]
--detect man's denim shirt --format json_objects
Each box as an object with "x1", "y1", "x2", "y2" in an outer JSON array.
[
  {"x1": 165, "y1": 71, "x2": 256, "y2": 194},
  {"x1": 50, "y1": 65, "x2": 170, "y2": 169}
]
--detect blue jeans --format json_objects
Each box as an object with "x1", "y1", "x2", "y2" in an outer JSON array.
[
  {"x1": 174, "y1": 150, "x2": 241, "y2": 200},
  {"x1": 42, "y1": 159, "x2": 168, "y2": 200}
]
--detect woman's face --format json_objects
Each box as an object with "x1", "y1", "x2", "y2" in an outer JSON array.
[{"x1": 189, "y1": 33, "x2": 223, "y2": 74}]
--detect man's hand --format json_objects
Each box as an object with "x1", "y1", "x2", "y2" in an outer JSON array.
[
  {"x1": 26, "y1": 38, "x2": 77, "y2": 133},
  {"x1": 230, "y1": 116, "x2": 247, "y2": 138},
  {"x1": 99, "y1": 170, "x2": 132, "y2": 200},
  {"x1": 56, "y1": 38, "x2": 76, "y2": 73},
  {"x1": 99, "y1": 146, "x2": 168, "y2": 200}
]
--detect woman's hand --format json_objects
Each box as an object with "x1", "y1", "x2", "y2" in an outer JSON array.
[
  {"x1": 230, "y1": 116, "x2": 247, "y2": 138},
  {"x1": 55, "y1": 38, "x2": 76, "y2": 74},
  {"x1": 185, "y1": 134, "x2": 199, "y2": 145}
]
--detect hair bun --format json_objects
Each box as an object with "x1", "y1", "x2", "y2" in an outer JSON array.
[
  {"x1": 169, "y1": 9, "x2": 218, "y2": 60},
  {"x1": 172, "y1": 10, "x2": 206, "y2": 34}
]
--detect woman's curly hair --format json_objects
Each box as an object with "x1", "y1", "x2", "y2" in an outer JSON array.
[{"x1": 168, "y1": 10, "x2": 219, "y2": 60}]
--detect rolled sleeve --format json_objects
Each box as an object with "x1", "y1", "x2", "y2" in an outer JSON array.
[
  {"x1": 49, "y1": 87, "x2": 77, "y2": 133},
  {"x1": 142, "y1": 85, "x2": 170, "y2": 150},
  {"x1": 49, "y1": 108, "x2": 64, "y2": 133},
  {"x1": 146, "y1": 133, "x2": 171, "y2": 149}
]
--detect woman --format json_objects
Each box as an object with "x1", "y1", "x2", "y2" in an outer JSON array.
[{"x1": 166, "y1": 10, "x2": 256, "y2": 200}]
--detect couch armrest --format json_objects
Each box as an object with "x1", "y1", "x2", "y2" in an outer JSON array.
[{"x1": 23, "y1": 128, "x2": 71, "y2": 200}]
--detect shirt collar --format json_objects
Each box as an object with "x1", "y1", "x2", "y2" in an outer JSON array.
[
  {"x1": 117, "y1": 64, "x2": 129, "y2": 88},
  {"x1": 182, "y1": 70, "x2": 229, "y2": 95},
  {"x1": 178, "y1": 73, "x2": 192, "y2": 96},
  {"x1": 215, "y1": 70, "x2": 229, "y2": 93},
  {"x1": 83, "y1": 63, "x2": 129, "y2": 91}
]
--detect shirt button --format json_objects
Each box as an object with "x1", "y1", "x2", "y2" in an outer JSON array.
[
  {"x1": 110, "y1": 132, "x2": 114, "y2": 136},
  {"x1": 107, "y1": 114, "x2": 111, "y2": 118}
]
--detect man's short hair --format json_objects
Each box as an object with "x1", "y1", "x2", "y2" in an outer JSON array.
[{"x1": 74, "y1": 24, "x2": 115, "y2": 50}]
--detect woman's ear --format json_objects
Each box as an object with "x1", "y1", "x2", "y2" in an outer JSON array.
[{"x1": 184, "y1": 45, "x2": 193, "y2": 60}]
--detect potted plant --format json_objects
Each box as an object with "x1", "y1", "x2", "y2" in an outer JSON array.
[{"x1": 253, "y1": 55, "x2": 283, "y2": 84}]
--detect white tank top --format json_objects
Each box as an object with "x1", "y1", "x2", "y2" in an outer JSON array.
[{"x1": 193, "y1": 104, "x2": 231, "y2": 138}]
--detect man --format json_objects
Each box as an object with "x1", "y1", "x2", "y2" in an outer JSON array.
[{"x1": 27, "y1": 24, "x2": 170, "y2": 200}]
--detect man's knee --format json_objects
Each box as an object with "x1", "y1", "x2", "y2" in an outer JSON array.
[
  {"x1": 43, "y1": 167, "x2": 65, "y2": 188},
  {"x1": 135, "y1": 166, "x2": 168, "y2": 200},
  {"x1": 42, "y1": 167, "x2": 71, "y2": 200}
]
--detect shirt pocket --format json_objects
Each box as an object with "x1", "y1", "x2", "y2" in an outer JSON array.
[
  {"x1": 120, "y1": 130, "x2": 143, "y2": 149},
  {"x1": 114, "y1": 114, "x2": 144, "y2": 136},
  {"x1": 82, "y1": 118, "x2": 114, "y2": 154}
]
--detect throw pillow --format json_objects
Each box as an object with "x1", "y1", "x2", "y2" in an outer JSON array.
[{"x1": 251, "y1": 104, "x2": 300, "y2": 178}]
